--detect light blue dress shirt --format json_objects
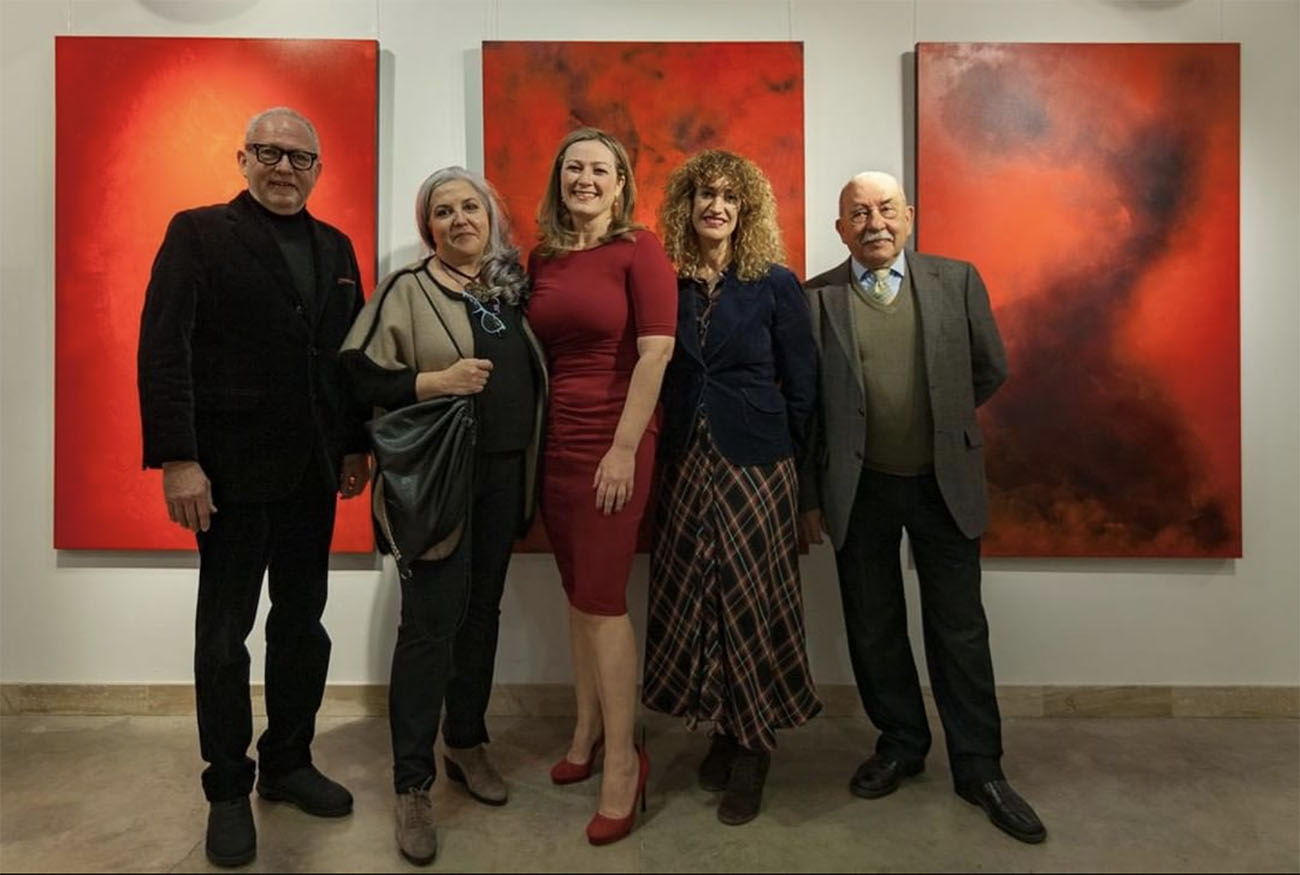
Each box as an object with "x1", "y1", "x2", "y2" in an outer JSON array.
[{"x1": 851, "y1": 250, "x2": 907, "y2": 300}]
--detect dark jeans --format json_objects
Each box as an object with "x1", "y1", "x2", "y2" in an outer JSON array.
[
  {"x1": 834, "y1": 469, "x2": 1004, "y2": 787},
  {"x1": 390, "y1": 451, "x2": 524, "y2": 792},
  {"x1": 194, "y1": 466, "x2": 337, "y2": 802}
]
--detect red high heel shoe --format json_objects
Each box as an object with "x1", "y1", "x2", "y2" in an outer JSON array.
[
  {"x1": 549, "y1": 735, "x2": 604, "y2": 785},
  {"x1": 585, "y1": 743, "x2": 649, "y2": 846}
]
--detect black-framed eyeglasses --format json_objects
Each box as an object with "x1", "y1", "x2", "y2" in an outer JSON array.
[
  {"x1": 459, "y1": 291, "x2": 506, "y2": 336},
  {"x1": 245, "y1": 142, "x2": 319, "y2": 171}
]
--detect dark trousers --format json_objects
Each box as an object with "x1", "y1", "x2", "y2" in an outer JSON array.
[
  {"x1": 194, "y1": 466, "x2": 337, "y2": 802},
  {"x1": 834, "y1": 469, "x2": 1004, "y2": 787},
  {"x1": 390, "y1": 451, "x2": 524, "y2": 792}
]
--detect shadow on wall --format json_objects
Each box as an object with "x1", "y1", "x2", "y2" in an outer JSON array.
[{"x1": 139, "y1": 1, "x2": 261, "y2": 23}]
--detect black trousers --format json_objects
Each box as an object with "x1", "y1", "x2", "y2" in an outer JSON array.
[
  {"x1": 194, "y1": 466, "x2": 337, "y2": 802},
  {"x1": 389, "y1": 451, "x2": 524, "y2": 793},
  {"x1": 834, "y1": 469, "x2": 1004, "y2": 787}
]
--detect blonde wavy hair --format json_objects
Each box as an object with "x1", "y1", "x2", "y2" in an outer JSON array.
[
  {"x1": 658, "y1": 150, "x2": 784, "y2": 282},
  {"x1": 535, "y1": 127, "x2": 641, "y2": 258}
]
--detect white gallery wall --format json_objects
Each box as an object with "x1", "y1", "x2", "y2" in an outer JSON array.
[{"x1": 2, "y1": 0, "x2": 1297, "y2": 688}]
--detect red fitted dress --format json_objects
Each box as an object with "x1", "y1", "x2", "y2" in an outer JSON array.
[{"x1": 527, "y1": 230, "x2": 677, "y2": 615}]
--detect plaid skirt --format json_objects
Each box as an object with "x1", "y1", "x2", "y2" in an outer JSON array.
[{"x1": 642, "y1": 419, "x2": 822, "y2": 751}]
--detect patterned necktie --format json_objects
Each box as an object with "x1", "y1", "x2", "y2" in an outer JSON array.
[{"x1": 869, "y1": 267, "x2": 893, "y2": 304}]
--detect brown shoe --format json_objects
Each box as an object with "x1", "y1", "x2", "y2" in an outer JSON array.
[
  {"x1": 395, "y1": 783, "x2": 437, "y2": 866},
  {"x1": 444, "y1": 745, "x2": 508, "y2": 806},
  {"x1": 717, "y1": 747, "x2": 770, "y2": 826},
  {"x1": 699, "y1": 732, "x2": 740, "y2": 792}
]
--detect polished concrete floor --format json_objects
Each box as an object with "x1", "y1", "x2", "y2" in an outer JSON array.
[{"x1": 1, "y1": 713, "x2": 1297, "y2": 872}]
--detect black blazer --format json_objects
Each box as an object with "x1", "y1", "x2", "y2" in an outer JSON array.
[
  {"x1": 659, "y1": 264, "x2": 818, "y2": 466},
  {"x1": 138, "y1": 191, "x2": 368, "y2": 504}
]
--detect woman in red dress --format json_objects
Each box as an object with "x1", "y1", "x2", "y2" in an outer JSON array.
[{"x1": 526, "y1": 128, "x2": 676, "y2": 845}]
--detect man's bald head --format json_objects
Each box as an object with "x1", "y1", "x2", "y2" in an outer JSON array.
[
  {"x1": 835, "y1": 171, "x2": 914, "y2": 269},
  {"x1": 838, "y1": 172, "x2": 906, "y2": 213}
]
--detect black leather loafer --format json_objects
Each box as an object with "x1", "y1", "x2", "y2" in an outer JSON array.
[
  {"x1": 849, "y1": 754, "x2": 924, "y2": 799},
  {"x1": 956, "y1": 779, "x2": 1047, "y2": 844}
]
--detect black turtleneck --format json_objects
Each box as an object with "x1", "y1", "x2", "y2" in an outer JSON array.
[{"x1": 251, "y1": 196, "x2": 316, "y2": 312}]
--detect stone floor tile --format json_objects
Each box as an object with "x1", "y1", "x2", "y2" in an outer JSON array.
[{"x1": 1, "y1": 714, "x2": 1296, "y2": 873}]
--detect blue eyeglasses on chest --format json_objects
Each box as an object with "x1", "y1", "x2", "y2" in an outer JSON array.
[{"x1": 460, "y1": 291, "x2": 506, "y2": 336}]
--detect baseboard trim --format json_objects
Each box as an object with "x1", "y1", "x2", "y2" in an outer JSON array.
[{"x1": 2, "y1": 683, "x2": 1296, "y2": 719}]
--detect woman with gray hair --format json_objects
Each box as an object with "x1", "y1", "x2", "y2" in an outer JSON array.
[{"x1": 340, "y1": 166, "x2": 546, "y2": 866}]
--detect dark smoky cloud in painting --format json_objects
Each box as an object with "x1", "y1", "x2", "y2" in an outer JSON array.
[
  {"x1": 672, "y1": 113, "x2": 718, "y2": 154},
  {"x1": 948, "y1": 58, "x2": 1233, "y2": 552},
  {"x1": 939, "y1": 61, "x2": 1049, "y2": 153}
]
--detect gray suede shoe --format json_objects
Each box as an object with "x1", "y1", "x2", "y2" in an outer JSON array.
[
  {"x1": 444, "y1": 745, "x2": 508, "y2": 806},
  {"x1": 395, "y1": 783, "x2": 437, "y2": 866}
]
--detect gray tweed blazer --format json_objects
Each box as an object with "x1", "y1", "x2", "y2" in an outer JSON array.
[{"x1": 798, "y1": 250, "x2": 1007, "y2": 549}]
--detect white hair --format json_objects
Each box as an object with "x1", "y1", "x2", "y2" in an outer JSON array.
[
  {"x1": 243, "y1": 107, "x2": 320, "y2": 152},
  {"x1": 840, "y1": 171, "x2": 910, "y2": 213}
]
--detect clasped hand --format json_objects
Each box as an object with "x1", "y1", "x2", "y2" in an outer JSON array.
[{"x1": 441, "y1": 358, "x2": 493, "y2": 395}]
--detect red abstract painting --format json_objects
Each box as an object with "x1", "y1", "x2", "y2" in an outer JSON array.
[
  {"x1": 917, "y1": 43, "x2": 1241, "y2": 557},
  {"x1": 483, "y1": 41, "x2": 805, "y2": 276},
  {"x1": 55, "y1": 37, "x2": 378, "y2": 552},
  {"x1": 484, "y1": 41, "x2": 805, "y2": 551}
]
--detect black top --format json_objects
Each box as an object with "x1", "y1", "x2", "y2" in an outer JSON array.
[
  {"x1": 434, "y1": 278, "x2": 536, "y2": 454},
  {"x1": 252, "y1": 199, "x2": 317, "y2": 311}
]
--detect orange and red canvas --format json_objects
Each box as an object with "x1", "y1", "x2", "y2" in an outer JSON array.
[
  {"x1": 482, "y1": 41, "x2": 805, "y2": 277},
  {"x1": 483, "y1": 40, "x2": 805, "y2": 551},
  {"x1": 917, "y1": 42, "x2": 1241, "y2": 557},
  {"x1": 54, "y1": 36, "x2": 378, "y2": 552}
]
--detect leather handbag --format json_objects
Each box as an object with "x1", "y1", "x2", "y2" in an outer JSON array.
[
  {"x1": 357, "y1": 271, "x2": 477, "y2": 577},
  {"x1": 366, "y1": 393, "x2": 476, "y2": 577}
]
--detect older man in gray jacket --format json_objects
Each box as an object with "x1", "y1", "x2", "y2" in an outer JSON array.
[{"x1": 800, "y1": 171, "x2": 1044, "y2": 844}]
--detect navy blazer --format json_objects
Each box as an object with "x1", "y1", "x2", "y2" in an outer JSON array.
[
  {"x1": 137, "y1": 191, "x2": 368, "y2": 503},
  {"x1": 659, "y1": 264, "x2": 818, "y2": 466}
]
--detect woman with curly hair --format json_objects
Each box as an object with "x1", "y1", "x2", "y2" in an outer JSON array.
[{"x1": 643, "y1": 150, "x2": 822, "y2": 826}]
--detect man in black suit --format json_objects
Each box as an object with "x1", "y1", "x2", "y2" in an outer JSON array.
[
  {"x1": 138, "y1": 107, "x2": 370, "y2": 867},
  {"x1": 799, "y1": 171, "x2": 1045, "y2": 844}
]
